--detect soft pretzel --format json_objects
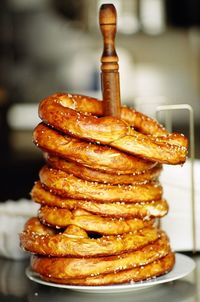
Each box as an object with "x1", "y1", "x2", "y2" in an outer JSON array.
[
  {"x1": 39, "y1": 165, "x2": 163, "y2": 202},
  {"x1": 31, "y1": 182, "x2": 168, "y2": 219},
  {"x1": 31, "y1": 232, "x2": 170, "y2": 279},
  {"x1": 40, "y1": 93, "x2": 172, "y2": 136},
  {"x1": 45, "y1": 154, "x2": 162, "y2": 185},
  {"x1": 39, "y1": 93, "x2": 187, "y2": 164},
  {"x1": 33, "y1": 123, "x2": 156, "y2": 174},
  {"x1": 20, "y1": 217, "x2": 160, "y2": 257},
  {"x1": 38, "y1": 206, "x2": 154, "y2": 235},
  {"x1": 37, "y1": 253, "x2": 175, "y2": 286}
]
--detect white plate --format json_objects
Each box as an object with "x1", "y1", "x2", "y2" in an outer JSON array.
[{"x1": 26, "y1": 253, "x2": 195, "y2": 294}]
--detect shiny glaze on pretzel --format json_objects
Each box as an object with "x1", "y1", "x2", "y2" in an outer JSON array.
[
  {"x1": 20, "y1": 217, "x2": 160, "y2": 257},
  {"x1": 39, "y1": 165, "x2": 163, "y2": 202},
  {"x1": 31, "y1": 232, "x2": 170, "y2": 279},
  {"x1": 38, "y1": 207, "x2": 154, "y2": 235},
  {"x1": 31, "y1": 181, "x2": 169, "y2": 219},
  {"x1": 37, "y1": 253, "x2": 175, "y2": 285},
  {"x1": 39, "y1": 93, "x2": 187, "y2": 164},
  {"x1": 45, "y1": 153, "x2": 162, "y2": 185},
  {"x1": 33, "y1": 123, "x2": 156, "y2": 174}
]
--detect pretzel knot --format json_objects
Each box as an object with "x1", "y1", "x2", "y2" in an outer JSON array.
[{"x1": 38, "y1": 93, "x2": 188, "y2": 165}]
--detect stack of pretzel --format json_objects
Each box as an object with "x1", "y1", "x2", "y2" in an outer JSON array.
[{"x1": 20, "y1": 92, "x2": 188, "y2": 286}]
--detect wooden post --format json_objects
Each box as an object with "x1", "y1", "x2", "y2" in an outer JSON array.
[{"x1": 99, "y1": 4, "x2": 121, "y2": 117}]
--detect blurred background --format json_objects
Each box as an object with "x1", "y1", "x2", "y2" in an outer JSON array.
[{"x1": 0, "y1": 0, "x2": 200, "y2": 201}]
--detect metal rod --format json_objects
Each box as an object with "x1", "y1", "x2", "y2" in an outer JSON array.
[{"x1": 156, "y1": 104, "x2": 196, "y2": 253}]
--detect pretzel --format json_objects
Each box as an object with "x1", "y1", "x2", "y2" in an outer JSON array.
[
  {"x1": 40, "y1": 93, "x2": 171, "y2": 136},
  {"x1": 31, "y1": 232, "x2": 170, "y2": 279},
  {"x1": 39, "y1": 93, "x2": 187, "y2": 164},
  {"x1": 45, "y1": 154, "x2": 162, "y2": 185},
  {"x1": 36, "y1": 253, "x2": 175, "y2": 286},
  {"x1": 20, "y1": 218, "x2": 160, "y2": 257},
  {"x1": 33, "y1": 123, "x2": 156, "y2": 174},
  {"x1": 39, "y1": 165, "x2": 163, "y2": 202},
  {"x1": 31, "y1": 181, "x2": 169, "y2": 218},
  {"x1": 38, "y1": 206, "x2": 154, "y2": 235}
]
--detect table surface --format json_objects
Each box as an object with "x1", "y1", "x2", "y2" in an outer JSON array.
[{"x1": 0, "y1": 253, "x2": 199, "y2": 302}]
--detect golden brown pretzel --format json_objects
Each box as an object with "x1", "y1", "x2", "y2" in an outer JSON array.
[
  {"x1": 39, "y1": 253, "x2": 175, "y2": 285},
  {"x1": 45, "y1": 154, "x2": 162, "y2": 184},
  {"x1": 39, "y1": 93, "x2": 187, "y2": 164},
  {"x1": 20, "y1": 217, "x2": 160, "y2": 257},
  {"x1": 31, "y1": 181, "x2": 168, "y2": 218},
  {"x1": 51, "y1": 93, "x2": 182, "y2": 145},
  {"x1": 33, "y1": 123, "x2": 156, "y2": 174},
  {"x1": 38, "y1": 206, "x2": 154, "y2": 235},
  {"x1": 39, "y1": 93, "x2": 167, "y2": 136},
  {"x1": 39, "y1": 165, "x2": 163, "y2": 202},
  {"x1": 31, "y1": 232, "x2": 170, "y2": 279}
]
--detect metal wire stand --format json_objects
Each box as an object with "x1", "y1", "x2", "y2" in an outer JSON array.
[{"x1": 156, "y1": 104, "x2": 196, "y2": 253}]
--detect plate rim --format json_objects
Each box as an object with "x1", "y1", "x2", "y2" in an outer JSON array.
[{"x1": 26, "y1": 253, "x2": 196, "y2": 293}]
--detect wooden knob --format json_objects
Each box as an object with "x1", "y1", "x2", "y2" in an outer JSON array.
[{"x1": 99, "y1": 4, "x2": 121, "y2": 117}]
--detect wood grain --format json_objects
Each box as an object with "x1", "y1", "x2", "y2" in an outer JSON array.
[{"x1": 99, "y1": 4, "x2": 121, "y2": 117}]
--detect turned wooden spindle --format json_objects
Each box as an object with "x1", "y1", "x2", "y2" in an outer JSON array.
[{"x1": 99, "y1": 4, "x2": 121, "y2": 117}]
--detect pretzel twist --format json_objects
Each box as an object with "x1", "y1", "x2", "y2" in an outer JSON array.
[
  {"x1": 39, "y1": 165, "x2": 163, "y2": 203},
  {"x1": 33, "y1": 123, "x2": 156, "y2": 174},
  {"x1": 31, "y1": 182, "x2": 168, "y2": 219},
  {"x1": 20, "y1": 217, "x2": 160, "y2": 257},
  {"x1": 38, "y1": 206, "x2": 154, "y2": 235},
  {"x1": 39, "y1": 93, "x2": 188, "y2": 164},
  {"x1": 41, "y1": 252, "x2": 175, "y2": 285},
  {"x1": 31, "y1": 232, "x2": 170, "y2": 279},
  {"x1": 45, "y1": 154, "x2": 162, "y2": 184}
]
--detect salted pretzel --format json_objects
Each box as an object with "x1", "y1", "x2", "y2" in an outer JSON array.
[
  {"x1": 40, "y1": 93, "x2": 167, "y2": 136},
  {"x1": 20, "y1": 218, "x2": 160, "y2": 257},
  {"x1": 38, "y1": 93, "x2": 188, "y2": 164},
  {"x1": 39, "y1": 165, "x2": 163, "y2": 202},
  {"x1": 45, "y1": 154, "x2": 162, "y2": 185},
  {"x1": 38, "y1": 206, "x2": 154, "y2": 235},
  {"x1": 33, "y1": 123, "x2": 156, "y2": 174},
  {"x1": 31, "y1": 182, "x2": 169, "y2": 219},
  {"x1": 41, "y1": 252, "x2": 175, "y2": 285},
  {"x1": 31, "y1": 232, "x2": 170, "y2": 279}
]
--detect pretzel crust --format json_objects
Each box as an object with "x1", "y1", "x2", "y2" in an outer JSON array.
[
  {"x1": 38, "y1": 93, "x2": 187, "y2": 164},
  {"x1": 45, "y1": 154, "x2": 162, "y2": 185},
  {"x1": 33, "y1": 123, "x2": 156, "y2": 174},
  {"x1": 31, "y1": 181, "x2": 168, "y2": 219},
  {"x1": 20, "y1": 217, "x2": 160, "y2": 257},
  {"x1": 36, "y1": 252, "x2": 175, "y2": 286},
  {"x1": 38, "y1": 206, "x2": 154, "y2": 235},
  {"x1": 39, "y1": 165, "x2": 162, "y2": 203},
  {"x1": 31, "y1": 232, "x2": 170, "y2": 279},
  {"x1": 42, "y1": 92, "x2": 167, "y2": 137}
]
